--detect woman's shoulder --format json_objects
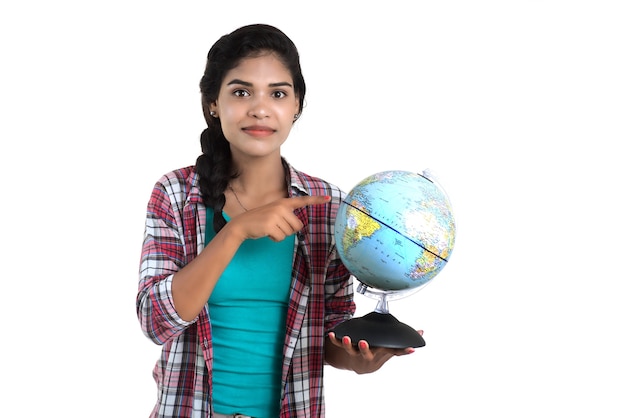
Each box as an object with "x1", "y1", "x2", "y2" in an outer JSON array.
[
  {"x1": 156, "y1": 165, "x2": 196, "y2": 184},
  {"x1": 146, "y1": 166, "x2": 202, "y2": 217},
  {"x1": 151, "y1": 165, "x2": 201, "y2": 203},
  {"x1": 289, "y1": 164, "x2": 345, "y2": 199},
  {"x1": 153, "y1": 165, "x2": 198, "y2": 189}
]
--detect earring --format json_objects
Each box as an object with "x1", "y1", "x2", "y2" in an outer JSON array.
[
  {"x1": 210, "y1": 111, "x2": 217, "y2": 117},
  {"x1": 294, "y1": 113, "x2": 300, "y2": 121}
]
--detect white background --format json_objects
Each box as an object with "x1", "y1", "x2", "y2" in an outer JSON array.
[{"x1": 1, "y1": 1, "x2": 625, "y2": 417}]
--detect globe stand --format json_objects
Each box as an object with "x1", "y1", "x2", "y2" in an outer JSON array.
[{"x1": 330, "y1": 284, "x2": 426, "y2": 349}]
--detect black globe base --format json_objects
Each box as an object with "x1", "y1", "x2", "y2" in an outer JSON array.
[{"x1": 331, "y1": 311, "x2": 425, "y2": 349}]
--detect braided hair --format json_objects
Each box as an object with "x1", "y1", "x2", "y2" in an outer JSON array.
[{"x1": 196, "y1": 24, "x2": 306, "y2": 232}]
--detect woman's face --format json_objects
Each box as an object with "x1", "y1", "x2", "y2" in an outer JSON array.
[{"x1": 211, "y1": 53, "x2": 301, "y2": 161}]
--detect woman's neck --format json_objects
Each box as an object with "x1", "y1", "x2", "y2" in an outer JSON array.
[{"x1": 227, "y1": 156, "x2": 288, "y2": 211}]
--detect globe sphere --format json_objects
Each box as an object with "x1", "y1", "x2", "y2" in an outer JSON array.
[{"x1": 334, "y1": 170, "x2": 456, "y2": 292}]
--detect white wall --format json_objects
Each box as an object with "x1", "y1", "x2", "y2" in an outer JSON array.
[{"x1": 1, "y1": 1, "x2": 624, "y2": 416}]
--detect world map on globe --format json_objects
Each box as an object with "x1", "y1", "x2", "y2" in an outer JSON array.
[{"x1": 334, "y1": 170, "x2": 456, "y2": 292}]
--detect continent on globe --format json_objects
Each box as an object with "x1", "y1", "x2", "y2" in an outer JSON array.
[{"x1": 342, "y1": 206, "x2": 381, "y2": 248}]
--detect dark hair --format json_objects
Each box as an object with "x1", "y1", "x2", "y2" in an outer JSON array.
[{"x1": 196, "y1": 24, "x2": 306, "y2": 232}]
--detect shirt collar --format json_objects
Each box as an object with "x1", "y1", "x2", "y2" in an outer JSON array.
[{"x1": 286, "y1": 160, "x2": 310, "y2": 197}]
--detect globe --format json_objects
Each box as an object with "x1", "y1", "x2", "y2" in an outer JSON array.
[
  {"x1": 335, "y1": 169, "x2": 456, "y2": 292},
  {"x1": 331, "y1": 170, "x2": 456, "y2": 348}
]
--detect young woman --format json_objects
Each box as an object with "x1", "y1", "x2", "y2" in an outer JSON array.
[{"x1": 136, "y1": 23, "x2": 417, "y2": 418}]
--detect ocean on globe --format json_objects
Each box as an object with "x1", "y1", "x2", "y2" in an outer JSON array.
[{"x1": 334, "y1": 170, "x2": 456, "y2": 292}]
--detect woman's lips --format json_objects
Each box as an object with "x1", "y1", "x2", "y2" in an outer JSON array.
[{"x1": 242, "y1": 126, "x2": 276, "y2": 137}]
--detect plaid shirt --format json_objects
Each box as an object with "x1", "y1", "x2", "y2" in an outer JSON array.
[{"x1": 137, "y1": 163, "x2": 355, "y2": 417}]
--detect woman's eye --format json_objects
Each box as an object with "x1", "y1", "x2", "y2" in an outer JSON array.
[
  {"x1": 272, "y1": 91, "x2": 287, "y2": 99},
  {"x1": 233, "y1": 89, "x2": 249, "y2": 97}
]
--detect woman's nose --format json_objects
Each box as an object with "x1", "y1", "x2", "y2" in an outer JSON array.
[{"x1": 248, "y1": 95, "x2": 270, "y2": 118}]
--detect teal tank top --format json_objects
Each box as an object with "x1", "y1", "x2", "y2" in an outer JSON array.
[{"x1": 205, "y1": 209, "x2": 293, "y2": 418}]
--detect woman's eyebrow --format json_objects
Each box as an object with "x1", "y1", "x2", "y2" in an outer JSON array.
[
  {"x1": 226, "y1": 79, "x2": 293, "y2": 88},
  {"x1": 226, "y1": 78, "x2": 252, "y2": 87}
]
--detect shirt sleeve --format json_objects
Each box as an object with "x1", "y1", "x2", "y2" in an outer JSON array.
[
  {"x1": 323, "y1": 247, "x2": 356, "y2": 332},
  {"x1": 136, "y1": 179, "x2": 195, "y2": 345}
]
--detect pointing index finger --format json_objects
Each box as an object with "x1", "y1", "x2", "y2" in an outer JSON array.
[{"x1": 288, "y1": 194, "x2": 331, "y2": 209}]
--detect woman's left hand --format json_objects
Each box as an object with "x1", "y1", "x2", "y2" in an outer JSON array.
[{"x1": 326, "y1": 331, "x2": 421, "y2": 374}]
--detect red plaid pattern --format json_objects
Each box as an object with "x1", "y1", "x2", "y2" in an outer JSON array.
[{"x1": 137, "y1": 163, "x2": 355, "y2": 417}]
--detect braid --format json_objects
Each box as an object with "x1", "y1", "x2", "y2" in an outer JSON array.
[{"x1": 195, "y1": 125, "x2": 236, "y2": 233}]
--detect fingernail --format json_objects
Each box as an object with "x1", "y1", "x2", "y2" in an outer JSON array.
[
  {"x1": 359, "y1": 341, "x2": 367, "y2": 350},
  {"x1": 407, "y1": 348, "x2": 416, "y2": 354},
  {"x1": 342, "y1": 336, "x2": 350, "y2": 345}
]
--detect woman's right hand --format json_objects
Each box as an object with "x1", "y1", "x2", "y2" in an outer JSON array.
[{"x1": 228, "y1": 195, "x2": 331, "y2": 242}]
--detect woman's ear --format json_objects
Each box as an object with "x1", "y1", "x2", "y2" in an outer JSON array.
[{"x1": 201, "y1": 98, "x2": 217, "y2": 124}]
